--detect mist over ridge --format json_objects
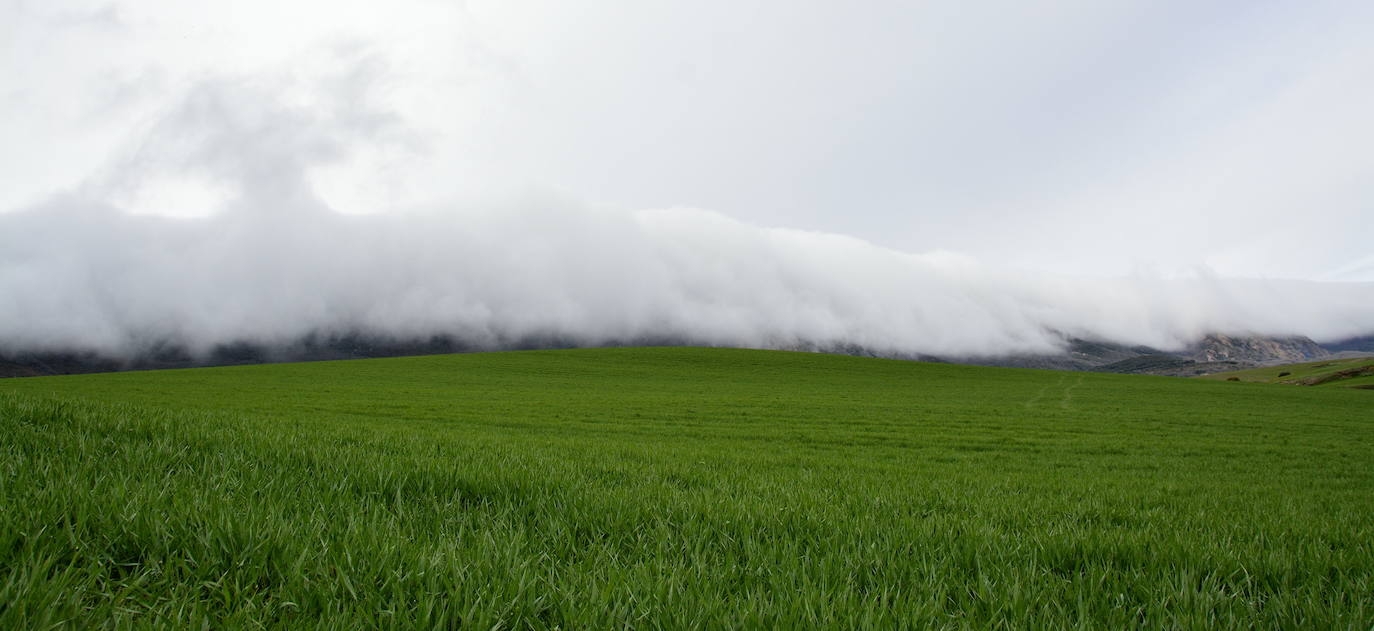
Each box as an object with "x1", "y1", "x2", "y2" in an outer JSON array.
[
  {"x1": 4, "y1": 190, "x2": 1372, "y2": 362},
  {"x1": 5, "y1": 7, "x2": 1374, "y2": 363}
]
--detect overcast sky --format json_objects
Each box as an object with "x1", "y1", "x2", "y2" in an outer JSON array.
[
  {"x1": 6, "y1": 0, "x2": 1372, "y2": 280},
  {"x1": 3, "y1": 1, "x2": 1373, "y2": 358}
]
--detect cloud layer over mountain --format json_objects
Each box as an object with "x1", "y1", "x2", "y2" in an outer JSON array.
[
  {"x1": 4, "y1": 2, "x2": 1373, "y2": 360},
  {"x1": 5, "y1": 190, "x2": 1372, "y2": 360}
]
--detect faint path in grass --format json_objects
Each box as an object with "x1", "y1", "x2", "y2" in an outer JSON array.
[
  {"x1": 1024, "y1": 375, "x2": 1064, "y2": 409},
  {"x1": 1059, "y1": 375, "x2": 1085, "y2": 409}
]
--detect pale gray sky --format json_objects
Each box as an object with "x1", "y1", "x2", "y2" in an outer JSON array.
[{"x1": 4, "y1": 0, "x2": 1372, "y2": 280}]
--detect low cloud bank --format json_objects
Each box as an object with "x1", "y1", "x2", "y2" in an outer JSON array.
[
  {"x1": 4, "y1": 196, "x2": 1372, "y2": 361},
  {"x1": 4, "y1": 75, "x2": 1372, "y2": 361}
]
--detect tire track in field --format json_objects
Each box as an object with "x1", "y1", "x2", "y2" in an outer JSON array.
[{"x1": 1059, "y1": 374, "x2": 1084, "y2": 409}]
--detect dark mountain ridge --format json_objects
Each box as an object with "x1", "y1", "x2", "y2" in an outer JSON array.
[{"x1": 0, "y1": 331, "x2": 1367, "y2": 378}]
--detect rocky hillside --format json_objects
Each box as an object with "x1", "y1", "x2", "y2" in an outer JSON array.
[
  {"x1": 1188, "y1": 334, "x2": 1329, "y2": 364},
  {"x1": 968, "y1": 333, "x2": 1343, "y2": 376}
]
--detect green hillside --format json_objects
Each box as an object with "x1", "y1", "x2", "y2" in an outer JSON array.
[
  {"x1": 2, "y1": 347, "x2": 1372, "y2": 628},
  {"x1": 1200, "y1": 355, "x2": 1374, "y2": 388}
]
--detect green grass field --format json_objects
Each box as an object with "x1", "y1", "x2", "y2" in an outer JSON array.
[
  {"x1": 2, "y1": 347, "x2": 1372, "y2": 628},
  {"x1": 1200, "y1": 356, "x2": 1374, "y2": 388}
]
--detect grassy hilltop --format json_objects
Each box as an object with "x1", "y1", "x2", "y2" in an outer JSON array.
[
  {"x1": 1, "y1": 347, "x2": 1372, "y2": 628},
  {"x1": 1201, "y1": 355, "x2": 1374, "y2": 389}
]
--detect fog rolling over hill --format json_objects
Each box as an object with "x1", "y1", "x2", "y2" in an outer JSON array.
[
  {"x1": 5, "y1": 3, "x2": 1373, "y2": 374},
  {"x1": 3, "y1": 197, "x2": 1373, "y2": 372}
]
